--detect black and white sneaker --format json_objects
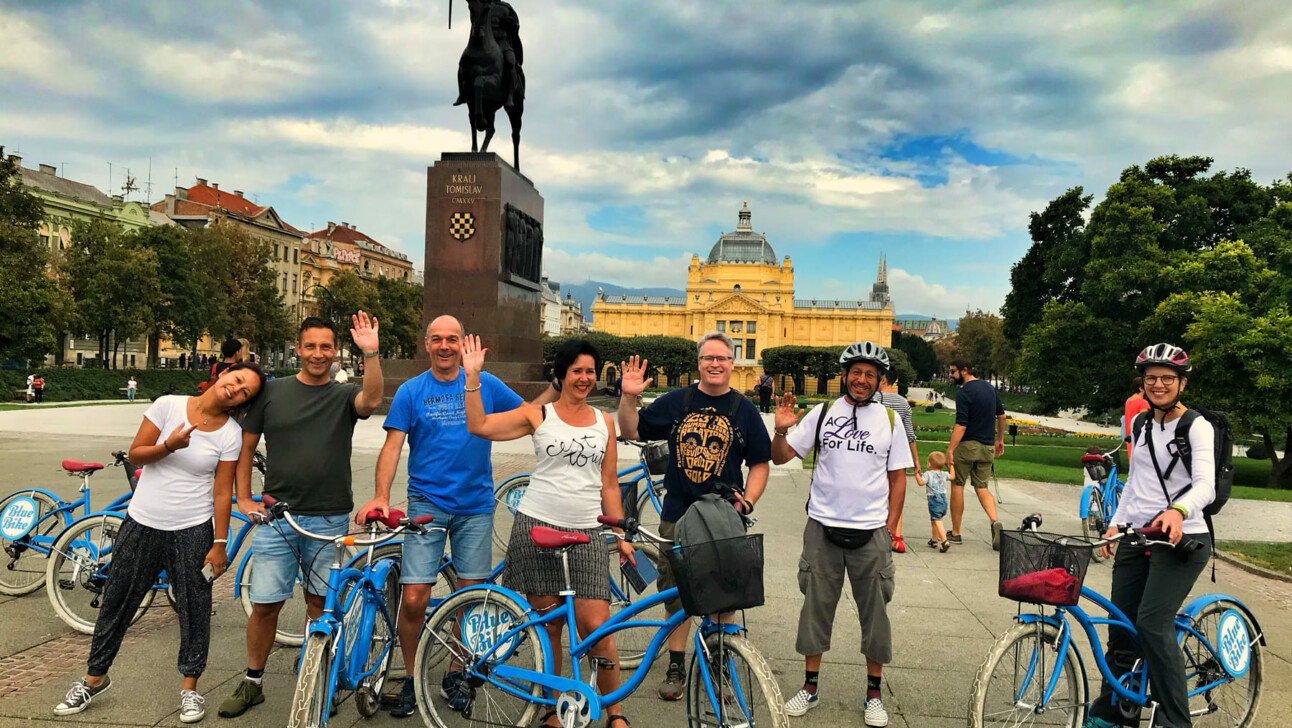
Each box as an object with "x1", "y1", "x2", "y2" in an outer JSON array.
[{"x1": 54, "y1": 677, "x2": 111, "y2": 716}]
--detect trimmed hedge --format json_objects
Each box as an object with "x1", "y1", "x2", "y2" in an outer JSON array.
[{"x1": 2, "y1": 368, "x2": 208, "y2": 402}]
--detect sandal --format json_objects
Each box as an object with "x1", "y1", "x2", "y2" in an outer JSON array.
[{"x1": 607, "y1": 716, "x2": 631, "y2": 727}]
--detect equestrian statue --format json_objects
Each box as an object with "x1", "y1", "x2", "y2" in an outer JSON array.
[{"x1": 455, "y1": 0, "x2": 525, "y2": 170}]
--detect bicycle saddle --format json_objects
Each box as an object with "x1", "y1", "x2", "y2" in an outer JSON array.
[
  {"x1": 62, "y1": 460, "x2": 104, "y2": 473},
  {"x1": 530, "y1": 526, "x2": 591, "y2": 549}
]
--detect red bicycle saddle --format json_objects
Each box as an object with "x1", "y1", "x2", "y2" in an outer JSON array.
[
  {"x1": 529, "y1": 526, "x2": 591, "y2": 549},
  {"x1": 62, "y1": 460, "x2": 105, "y2": 473}
]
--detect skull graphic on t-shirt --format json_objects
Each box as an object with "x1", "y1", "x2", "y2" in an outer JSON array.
[{"x1": 675, "y1": 410, "x2": 734, "y2": 484}]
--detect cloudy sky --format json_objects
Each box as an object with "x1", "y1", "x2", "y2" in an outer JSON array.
[{"x1": 3, "y1": 0, "x2": 1290, "y2": 318}]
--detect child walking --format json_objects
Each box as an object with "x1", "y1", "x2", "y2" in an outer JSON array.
[{"x1": 920, "y1": 451, "x2": 952, "y2": 552}]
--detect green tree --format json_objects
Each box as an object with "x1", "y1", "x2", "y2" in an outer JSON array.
[
  {"x1": 132, "y1": 225, "x2": 211, "y2": 368},
  {"x1": 61, "y1": 220, "x2": 161, "y2": 368},
  {"x1": 954, "y1": 311, "x2": 1009, "y2": 383},
  {"x1": 318, "y1": 270, "x2": 381, "y2": 356},
  {"x1": 1001, "y1": 187, "x2": 1092, "y2": 344},
  {"x1": 892, "y1": 332, "x2": 938, "y2": 382},
  {"x1": 374, "y1": 277, "x2": 424, "y2": 358},
  {"x1": 1015, "y1": 302, "x2": 1125, "y2": 415},
  {"x1": 201, "y1": 224, "x2": 292, "y2": 354},
  {"x1": 0, "y1": 151, "x2": 65, "y2": 363},
  {"x1": 760, "y1": 345, "x2": 813, "y2": 394},
  {"x1": 629, "y1": 335, "x2": 696, "y2": 387},
  {"x1": 884, "y1": 347, "x2": 916, "y2": 397}
]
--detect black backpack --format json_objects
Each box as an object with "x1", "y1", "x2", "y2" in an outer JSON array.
[{"x1": 1131, "y1": 407, "x2": 1234, "y2": 518}]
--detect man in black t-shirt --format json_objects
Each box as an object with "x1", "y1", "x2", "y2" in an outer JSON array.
[
  {"x1": 946, "y1": 359, "x2": 1006, "y2": 550},
  {"x1": 618, "y1": 331, "x2": 771, "y2": 701},
  {"x1": 218, "y1": 315, "x2": 385, "y2": 718}
]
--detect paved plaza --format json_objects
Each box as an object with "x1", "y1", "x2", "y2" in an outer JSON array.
[{"x1": 0, "y1": 405, "x2": 1287, "y2": 727}]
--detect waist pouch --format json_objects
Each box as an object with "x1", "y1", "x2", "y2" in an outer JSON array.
[{"x1": 822, "y1": 524, "x2": 877, "y2": 550}]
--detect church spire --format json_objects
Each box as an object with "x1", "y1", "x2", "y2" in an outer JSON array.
[
  {"x1": 869, "y1": 253, "x2": 891, "y2": 307},
  {"x1": 876, "y1": 253, "x2": 887, "y2": 285}
]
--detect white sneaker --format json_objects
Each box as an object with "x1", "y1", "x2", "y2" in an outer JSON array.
[
  {"x1": 180, "y1": 689, "x2": 206, "y2": 723},
  {"x1": 864, "y1": 696, "x2": 889, "y2": 727},
  {"x1": 54, "y1": 677, "x2": 111, "y2": 716},
  {"x1": 785, "y1": 688, "x2": 819, "y2": 717}
]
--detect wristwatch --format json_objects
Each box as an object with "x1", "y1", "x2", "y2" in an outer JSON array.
[{"x1": 362, "y1": 350, "x2": 379, "y2": 358}]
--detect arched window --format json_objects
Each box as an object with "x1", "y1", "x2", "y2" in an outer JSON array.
[{"x1": 733, "y1": 284, "x2": 742, "y2": 293}]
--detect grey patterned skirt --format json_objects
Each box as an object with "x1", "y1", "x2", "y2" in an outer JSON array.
[{"x1": 502, "y1": 512, "x2": 611, "y2": 600}]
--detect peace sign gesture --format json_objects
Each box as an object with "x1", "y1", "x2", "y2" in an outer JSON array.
[
  {"x1": 163, "y1": 423, "x2": 198, "y2": 454},
  {"x1": 618, "y1": 356, "x2": 653, "y2": 397},
  {"x1": 774, "y1": 391, "x2": 803, "y2": 432}
]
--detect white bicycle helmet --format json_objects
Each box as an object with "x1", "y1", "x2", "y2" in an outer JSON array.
[
  {"x1": 1135, "y1": 343, "x2": 1192, "y2": 374},
  {"x1": 840, "y1": 341, "x2": 890, "y2": 374}
]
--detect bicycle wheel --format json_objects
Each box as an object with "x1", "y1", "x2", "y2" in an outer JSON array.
[
  {"x1": 634, "y1": 478, "x2": 664, "y2": 535},
  {"x1": 237, "y1": 550, "x2": 312, "y2": 647},
  {"x1": 288, "y1": 632, "x2": 333, "y2": 728},
  {"x1": 355, "y1": 564, "x2": 402, "y2": 718},
  {"x1": 45, "y1": 513, "x2": 155, "y2": 634},
  {"x1": 969, "y1": 620, "x2": 1086, "y2": 727},
  {"x1": 1180, "y1": 602, "x2": 1263, "y2": 727},
  {"x1": 1082, "y1": 489, "x2": 1106, "y2": 562},
  {"x1": 0, "y1": 490, "x2": 63, "y2": 595},
  {"x1": 686, "y1": 631, "x2": 788, "y2": 728},
  {"x1": 414, "y1": 588, "x2": 544, "y2": 728},
  {"x1": 493, "y1": 476, "x2": 529, "y2": 553},
  {"x1": 608, "y1": 540, "x2": 666, "y2": 669}
]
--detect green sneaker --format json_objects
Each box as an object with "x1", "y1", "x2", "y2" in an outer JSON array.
[
  {"x1": 1081, "y1": 716, "x2": 1119, "y2": 728},
  {"x1": 217, "y1": 680, "x2": 264, "y2": 718}
]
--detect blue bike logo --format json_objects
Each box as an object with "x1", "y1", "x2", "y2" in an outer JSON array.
[
  {"x1": 461, "y1": 603, "x2": 520, "y2": 656},
  {"x1": 0, "y1": 496, "x2": 38, "y2": 540},
  {"x1": 1217, "y1": 609, "x2": 1251, "y2": 677}
]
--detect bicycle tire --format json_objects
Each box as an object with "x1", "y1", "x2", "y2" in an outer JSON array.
[
  {"x1": 1180, "y1": 601, "x2": 1263, "y2": 727},
  {"x1": 414, "y1": 588, "x2": 544, "y2": 728},
  {"x1": 1083, "y1": 489, "x2": 1107, "y2": 562},
  {"x1": 288, "y1": 632, "x2": 333, "y2": 728},
  {"x1": 633, "y1": 479, "x2": 664, "y2": 535},
  {"x1": 608, "y1": 540, "x2": 666, "y2": 669},
  {"x1": 238, "y1": 540, "x2": 357, "y2": 647},
  {"x1": 492, "y1": 476, "x2": 530, "y2": 553},
  {"x1": 356, "y1": 563, "x2": 402, "y2": 718},
  {"x1": 968, "y1": 620, "x2": 1086, "y2": 728},
  {"x1": 686, "y1": 631, "x2": 789, "y2": 728},
  {"x1": 0, "y1": 490, "x2": 63, "y2": 595},
  {"x1": 45, "y1": 512, "x2": 155, "y2": 634}
]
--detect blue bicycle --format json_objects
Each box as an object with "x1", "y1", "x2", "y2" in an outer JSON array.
[
  {"x1": 1079, "y1": 445, "x2": 1125, "y2": 561},
  {"x1": 969, "y1": 516, "x2": 1266, "y2": 727},
  {"x1": 0, "y1": 451, "x2": 137, "y2": 596},
  {"x1": 491, "y1": 438, "x2": 667, "y2": 553},
  {"x1": 259, "y1": 495, "x2": 437, "y2": 727},
  {"x1": 411, "y1": 516, "x2": 787, "y2": 728}
]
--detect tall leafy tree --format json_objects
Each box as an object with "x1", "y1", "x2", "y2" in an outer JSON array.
[
  {"x1": 374, "y1": 277, "x2": 424, "y2": 358},
  {"x1": 1000, "y1": 187, "x2": 1092, "y2": 344},
  {"x1": 61, "y1": 219, "x2": 161, "y2": 368},
  {"x1": 132, "y1": 225, "x2": 210, "y2": 368},
  {"x1": 892, "y1": 332, "x2": 938, "y2": 382},
  {"x1": 0, "y1": 151, "x2": 65, "y2": 363}
]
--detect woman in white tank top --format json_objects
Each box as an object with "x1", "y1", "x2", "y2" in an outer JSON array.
[{"x1": 462, "y1": 336, "x2": 634, "y2": 728}]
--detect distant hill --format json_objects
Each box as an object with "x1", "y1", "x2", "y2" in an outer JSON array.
[
  {"x1": 551, "y1": 280, "x2": 685, "y2": 323},
  {"x1": 553, "y1": 279, "x2": 957, "y2": 330}
]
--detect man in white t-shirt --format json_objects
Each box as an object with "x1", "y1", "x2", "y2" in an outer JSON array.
[{"x1": 770, "y1": 341, "x2": 911, "y2": 727}]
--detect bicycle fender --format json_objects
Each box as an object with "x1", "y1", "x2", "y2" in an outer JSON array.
[
  {"x1": 366, "y1": 556, "x2": 398, "y2": 584},
  {"x1": 5, "y1": 487, "x2": 65, "y2": 505},
  {"x1": 1015, "y1": 612, "x2": 1064, "y2": 629},
  {"x1": 1179, "y1": 595, "x2": 1267, "y2": 646},
  {"x1": 1079, "y1": 485, "x2": 1099, "y2": 518},
  {"x1": 698, "y1": 620, "x2": 745, "y2": 637}
]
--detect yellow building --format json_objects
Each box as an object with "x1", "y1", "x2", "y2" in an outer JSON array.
[{"x1": 592, "y1": 203, "x2": 894, "y2": 390}]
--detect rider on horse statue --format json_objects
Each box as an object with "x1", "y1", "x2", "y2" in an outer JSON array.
[{"x1": 491, "y1": 0, "x2": 523, "y2": 107}]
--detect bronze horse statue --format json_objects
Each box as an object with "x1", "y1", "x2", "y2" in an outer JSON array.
[{"x1": 456, "y1": 0, "x2": 525, "y2": 170}]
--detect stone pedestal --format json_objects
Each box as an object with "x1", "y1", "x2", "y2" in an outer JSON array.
[{"x1": 378, "y1": 153, "x2": 548, "y2": 404}]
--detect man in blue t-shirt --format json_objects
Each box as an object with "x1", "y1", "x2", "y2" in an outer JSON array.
[
  {"x1": 946, "y1": 359, "x2": 1006, "y2": 550},
  {"x1": 617, "y1": 331, "x2": 771, "y2": 701},
  {"x1": 357, "y1": 315, "x2": 556, "y2": 717}
]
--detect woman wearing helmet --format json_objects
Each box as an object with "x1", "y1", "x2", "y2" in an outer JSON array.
[{"x1": 1085, "y1": 344, "x2": 1215, "y2": 728}]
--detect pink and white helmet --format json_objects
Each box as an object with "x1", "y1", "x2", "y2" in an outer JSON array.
[{"x1": 1135, "y1": 343, "x2": 1191, "y2": 374}]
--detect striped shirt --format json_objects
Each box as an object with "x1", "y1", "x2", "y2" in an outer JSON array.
[{"x1": 874, "y1": 391, "x2": 916, "y2": 444}]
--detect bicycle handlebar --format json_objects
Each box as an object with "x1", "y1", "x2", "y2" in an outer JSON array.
[
  {"x1": 1020, "y1": 513, "x2": 1173, "y2": 548},
  {"x1": 596, "y1": 515, "x2": 669, "y2": 546},
  {"x1": 260, "y1": 495, "x2": 435, "y2": 546}
]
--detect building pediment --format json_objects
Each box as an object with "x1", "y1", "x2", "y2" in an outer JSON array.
[{"x1": 705, "y1": 292, "x2": 768, "y2": 315}]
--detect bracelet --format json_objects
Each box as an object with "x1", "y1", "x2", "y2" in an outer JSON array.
[
  {"x1": 163, "y1": 441, "x2": 175, "y2": 453},
  {"x1": 464, "y1": 384, "x2": 482, "y2": 393},
  {"x1": 362, "y1": 350, "x2": 379, "y2": 358},
  {"x1": 213, "y1": 538, "x2": 228, "y2": 544},
  {"x1": 774, "y1": 428, "x2": 789, "y2": 437},
  {"x1": 1170, "y1": 504, "x2": 1189, "y2": 518}
]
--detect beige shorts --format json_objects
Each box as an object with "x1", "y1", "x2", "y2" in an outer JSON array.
[{"x1": 952, "y1": 440, "x2": 994, "y2": 489}]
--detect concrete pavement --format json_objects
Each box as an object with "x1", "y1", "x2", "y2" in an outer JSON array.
[{"x1": 0, "y1": 406, "x2": 1287, "y2": 727}]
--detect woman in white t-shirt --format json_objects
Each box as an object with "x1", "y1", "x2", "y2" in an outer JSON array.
[
  {"x1": 462, "y1": 337, "x2": 634, "y2": 728},
  {"x1": 54, "y1": 363, "x2": 267, "y2": 723},
  {"x1": 1086, "y1": 345, "x2": 1215, "y2": 728}
]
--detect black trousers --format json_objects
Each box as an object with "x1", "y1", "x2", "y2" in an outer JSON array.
[
  {"x1": 34, "y1": 387, "x2": 43, "y2": 403},
  {"x1": 86, "y1": 517, "x2": 214, "y2": 679},
  {"x1": 1088, "y1": 535, "x2": 1211, "y2": 728},
  {"x1": 758, "y1": 387, "x2": 772, "y2": 413}
]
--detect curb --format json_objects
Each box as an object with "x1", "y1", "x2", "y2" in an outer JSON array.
[{"x1": 1215, "y1": 549, "x2": 1292, "y2": 584}]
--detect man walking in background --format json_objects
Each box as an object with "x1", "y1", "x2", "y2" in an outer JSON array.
[{"x1": 946, "y1": 359, "x2": 1005, "y2": 550}]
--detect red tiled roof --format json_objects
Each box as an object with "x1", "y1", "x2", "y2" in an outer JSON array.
[
  {"x1": 305, "y1": 224, "x2": 392, "y2": 254},
  {"x1": 151, "y1": 184, "x2": 300, "y2": 232}
]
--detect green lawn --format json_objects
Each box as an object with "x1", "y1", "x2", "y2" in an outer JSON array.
[
  {"x1": 0, "y1": 401, "x2": 139, "y2": 412},
  {"x1": 1217, "y1": 540, "x2": 1292, "y2": 575}
]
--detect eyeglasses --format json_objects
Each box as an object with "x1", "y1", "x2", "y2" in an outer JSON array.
[
  {"x1": 1144, "y1": 375, "x2": 1179, "y2": 385},
  {"x1": 699, "y1": 355, "x2": 734, "y2": 364}
]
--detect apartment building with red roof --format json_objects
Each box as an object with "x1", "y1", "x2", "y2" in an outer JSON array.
[{"x1": 300, "y1": 221, "x2": 414, "y2": 317}]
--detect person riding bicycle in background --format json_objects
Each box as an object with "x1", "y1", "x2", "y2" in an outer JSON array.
[
  {"x1": 462, "y1": 337, "x2": 634, "y2": 728},
  {"x1": 54, "y1": 363, "x2": 266, "y2": 723},
  {"x1": 355, "y1": 315, "x2": 556, "y2": 718},
  {"x1": 1086, "y1": 344, "x2": 1215, "y2": 728},
  {"x1": 219, "y1": 315, "x2": 384, "y2": 719},
  {"x1": 616, "y1": 331, "x2": 771, "y2": 701},
  {"x1": 769, "y1": 342, "x2": 911, "y2": 727}
]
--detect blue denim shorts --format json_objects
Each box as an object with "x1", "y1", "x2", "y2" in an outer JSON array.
[
  {"x1": 249, "y1": 513, "x2": 349, "y2": 603},
  {"x1": 927, "y1": 492, "x2": 948, "y2": 521},
  {"x1": 401, "y1": 496, "x2": 494, "y2": 584}
]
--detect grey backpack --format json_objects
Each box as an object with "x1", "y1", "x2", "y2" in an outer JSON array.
[{"x1": 674, "y1": 493, "x2": 748, "y2": 547}]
